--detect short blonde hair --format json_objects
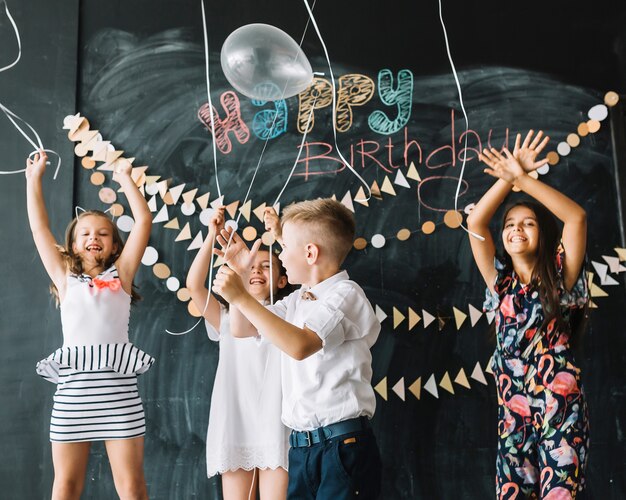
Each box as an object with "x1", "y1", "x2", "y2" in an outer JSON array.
[{"x1": 281, "y1": 198, "x2": 355, "y2": 264}]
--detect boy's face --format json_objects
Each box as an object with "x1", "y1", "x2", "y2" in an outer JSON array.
[{"x1": 278, "y1": 222, "x2": 309, "y2": 285}]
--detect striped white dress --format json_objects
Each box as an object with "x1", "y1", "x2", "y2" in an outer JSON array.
[{"x1": 36, "y1": 266, "x2": 154, "y2": 442}]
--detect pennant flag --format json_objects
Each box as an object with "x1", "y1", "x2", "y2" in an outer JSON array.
[
  {"x1": 375, "y1": 305, "x2": 388, "y2": 323},
  {"x1": 391, "y1": 377, "x2": 405, "y2": 401},
  {"x1": 393, "y1": 307, "x2": 406, "y2": 329},
  {"x1": 437, "y1": 315, "x2": 446, "y2": 332},
  {"x1": 175, "y1": 222, "x2": 192, "y2": 242},
  {"x1": 168, "y1": 183, "x2": 185, "y2": 205},
  {"x1": 454, "y1": 368, "x2": 471, "y2": 389},
  {"x1": 145, "y1": 175, "x2": 161, "y2": 186},
  {"x1": 164, "y1": 218, "x2": 180, "y2": 230},
  {"x1": 239, "y1": 200, "x2": 252, "y2": 221},
  {"x1": 591, "y1": 261, "x2": 608, "y2": 282},
  {"x1": 153, "y1": 204, "x2": 169, "y2": 224},
  {"x1": 156, "y1": 179, "x2": 170, "y2": 198},
  {"x1": 196, "y1": 192, "x2": 210, "y2": 209},
  {"x1": 370, "y1": 180, "x2": 383, "y2": 200},
  {"x1": 602, "y1": 255, "x2": 621, "y2": 273},
  {"x1": 601, "y1": 274, "x2": 620, "y2": 286},
  {"x1": 354, "y1": 186, "x2": 369, "y2": 207},
  {"x1": 210, "y1": 195, "x2": 224, "y2": 209},
  {"x1": 468, "y1": 304, "x2": 483, "y2": 327},
  {"x1": 408, "y1": 377, "x2": 421, "y2": 400},
  {"x1": 374, "y1": 377, "x2": 388, "y2": 401},
  {"x1": 422, "y1": 309, "x2": 436, "y2": 328},
  {"x1": 485, "y1": 357, "x2": 494, "y2": 375},
  {"x1": 439, "y1": 372, "x2": 454, "y2": 395},
  {"x1": 485, "y1": 311, "x2": 495, "y2": 324},
  {"x1": 423, "y1": 374, "x2": 439, "y2": 398},
  {"x1": 182, "y1": 188, "x2": 198, "y2": 205},
  {"x1": 614, "y1": 247, "x2": 626, "y2": 261},
  {"x1": 407, "y1": 161, "x2": 421, "y2": 181},
  {"x1": 147, "y1": 195, "x2": 157, "y2": 212},
  {"x1": 408, "y1": 307, "x2": 421, "y2": 330},
  {"x1": 590, "y1": 283, "x2": 608, "y2": 297},
  {"x1": 471, "y1": 361, "x2": 488, "y2": 385},
  {"x1": 453, "y1": 307, "x2": 467, "y2": 330},
  {"x1": 225, "y1": 200, "x2": 240, "y2": 218},
  {"x1": 340, "y1": 191, "x2": 355, "y2": 212},
  {"x1": 394, "y1": 169, "x2": 410, "y2": 188},
  {"x1": 187, "y1": 231, "x2": 204, "y2": 251},
  {"x1": 380, "y1": 176, "x2": 397, "y2": 196},
  {"x1": 253, "y1": 202, "x2": 267, "y2": 222}
]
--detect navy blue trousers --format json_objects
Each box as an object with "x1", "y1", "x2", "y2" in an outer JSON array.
[{"x1": 287, "y1": 428, "x2": 382, "y2": 500}]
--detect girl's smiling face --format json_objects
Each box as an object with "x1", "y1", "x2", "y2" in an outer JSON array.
[
  {"x1": 502, "y1": 205, "x2": 540, "y2": 257},
  {"x1": 72, "y1": 215, "x2": 117, "y2": 267},
  {"x1": 248, "y1": 250, "x2": 287, "y2": 301}
]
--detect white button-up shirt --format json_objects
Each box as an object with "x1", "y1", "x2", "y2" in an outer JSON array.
[{"x1": 266, "y1": 270, "x2": 380, "y2": 431}]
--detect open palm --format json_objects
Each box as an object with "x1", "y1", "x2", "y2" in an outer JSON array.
[{"x1": 513, "y1": 129, "x2": 550, "y2": 172}]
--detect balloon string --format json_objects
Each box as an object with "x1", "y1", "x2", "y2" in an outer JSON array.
[
  {"x1": 0, "y1": 2, "x2": 62, "y2": 178},
  {"x1": 166, "y1": 232, "x2": 218, "y2": 335},
  {"x1": 201, "y1": 0, "x2": 222, "y2": 199},
  {"x1": 437, "y1": 0, "x2": 484, "y2": 241},
  {"x1": 301, "y1": 0, "x2": 372, "y2": 203}
]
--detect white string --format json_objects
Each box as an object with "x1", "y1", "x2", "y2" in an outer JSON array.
[
  {"x1": 0, "y1": 2, "x2": 62, "y2": 178},
  {"x1": 301, "y1": 0, "x2": 372, "y2": 203},
  {"x1": 248, "y1": 467, "x2": 256, "y2": 500},
  {"x1": 437, "y1": 0, "x2": 484, "y2": 241},
  {"x1": 201, "y1": 0, "x2": 222, "y2": 198},
  {"x1": 166, "y1": 232, "x2": 218, "y2": 335}
]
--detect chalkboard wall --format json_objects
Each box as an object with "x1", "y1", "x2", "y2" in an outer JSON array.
[{"x1": 1, "y1": 0, "x2": 625, "y2": 498}]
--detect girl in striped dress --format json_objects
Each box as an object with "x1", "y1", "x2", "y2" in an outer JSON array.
[{"x1": 26, "y1": 151, "x2": 153, "y2": 500}]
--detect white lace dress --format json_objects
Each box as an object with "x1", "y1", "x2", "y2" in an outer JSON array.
[{"x1": 205, "y1": 308, "x2": 289, "y2": 477}]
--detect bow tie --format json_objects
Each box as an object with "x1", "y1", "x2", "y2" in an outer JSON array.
[
  {"x1": 92, "y1": 277, "x2": 121, "y2": 291},
  {"x1": 300, "y1": 290, "x2": 317, "y2": 301}
]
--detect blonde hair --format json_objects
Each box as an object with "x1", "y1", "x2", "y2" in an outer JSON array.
[{"x1": 281, "y1": 198, "x2": 355, "y2": 264}]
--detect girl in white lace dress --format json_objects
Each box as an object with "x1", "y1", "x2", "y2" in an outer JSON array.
[
  {"x1": 187, "y1": 207, "x2": 290, "y2": 500},
  {"x1": 26, "y1": 151, "x2": 153, "y2": 500}
]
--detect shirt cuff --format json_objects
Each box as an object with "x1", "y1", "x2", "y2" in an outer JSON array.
[{"x1": 304, "y1": 304, "x2": 345, "y2": 351}]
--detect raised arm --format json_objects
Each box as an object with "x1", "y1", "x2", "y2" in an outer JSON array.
[
  {"x1": 186, "y1": 207, "x2": 224, "y2": 329},
  {"x1": 467, "y1": 130, "x2": 552, "y2": 291},
  {"x1": 482, "y1": 146, "x2": 586, "y2": 291},
  {"x1": 113, "y1": 162, "x2": 152, "y2": 291},
  {"x1": 263, "y1": 207, "x2": 282, "y2": 245},
  {"x1": 213, "y1": 266, "x2": 322, "y2": 360},
  {"x1": 25, "y1": 151, "x2": 67, "y2": 294}
]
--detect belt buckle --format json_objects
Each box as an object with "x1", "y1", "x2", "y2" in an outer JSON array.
[{"x1": 303, "y1": 430, "x2": 312, "y2": 447}]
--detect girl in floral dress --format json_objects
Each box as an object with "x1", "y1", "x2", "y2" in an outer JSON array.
[{"x1": 467, "y1": 131, "x2": 589, "y2": 499}]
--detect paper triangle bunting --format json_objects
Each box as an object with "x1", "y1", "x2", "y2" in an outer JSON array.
[
  {"x1": 602, "y1": 255, "x2": 621, "y2": 273},
  {"x1": 408, "y1": 377, "x2": 421, "y2": 400},
  {"x1": 374, "y1": 377, "x2": 388, "y2": 401},
  {"x1": 253, "y1": 202, "x2": 267, "y2": 222},
  {"x1": 614, "y1": 247, "x2": 626, "y2": 261},
  {"x1": 468, "y1": 304, "x2": 483, "y2": 327},
  {"x1": 164, "y1": 218, "x2": 180, "y2": 230},
  {"x1": 196, "y1": 192, "x2": 210, "y2": 210},
  {"x1": 590, "y1": 283, "x2": 608, "y2": 297},
  {"x1": 380, "y1": 176, "x2": 396, "y2": 196},
  {"x1": 153, "y1": 204, "x2": 169, "y2": 224},
  {"x1": 147, "y1": 195, "x2": 158, "y2": 213},
  {"x1": 354, "y1": 186, "x2": 369, "y2": 207},
  {"x1": 454, "y1": 368, "x2": 471, "y2": 389},
  {"x1": 187, "y1": 231, "x2": 204, "y2": 251},
  {"x1": 407, "y1": 161, "x2": 421, "y2": 181},
  {"x1": 591, "y1": 261, "x2": 608, "y2": 282},
  {"x1": 225, "y1": 200, "x2": 240, "y2": 218},
  {"x1": 485, "y1": 356, "x2": 494, "y2": 375},
  {"x1": 439, "y1": 372, "x2": 455, "y2": 395},
  {"x1": 175, "y1": 222, "x2": 192, "y2": 242},
  {"x1": 408, "y1": 307, "x2": 421, "y2": 330},
  {"x1": 423, "y1": 374, "x2": 439, "y2": 398},
  {"x1": 370, "y1": 180, "x2": 383, "y2": 200},
  {"x1": 210, "y1": 195, "x2": 224, "y2": 209},
  {"x1": 422, "y1": 309, "x2": 435, "y2": 328},
  {"x1": 485, "y1": 311, "x2": 495, "y2": 324},
  {"x1": 453, "y1": 307, "x2": 467, "y2": 330},
  {"x1": 393, "y1": 307, "x2": 406, "y2": 329},
  {"x1": 239, "y1": 200, "x2": 252, "y2": 222},
  {"x1": 471, "y1": 361, "x2": 488, "y2": 385},
  {"x1": 391, "y1": 377, "x2": 405, "y2": 401},
  {"x1": 375, "y1": 305, "x2": 388, "y2": 324},
  {"x1": 394, "y1": 169, "x2": 411, "y2": 188},
  {"x1": 340, "y1": 191, "x2": 355, "y2": 212},
  {"x1": 168, "y1": 183, "x2": 186, "y2": 205}
]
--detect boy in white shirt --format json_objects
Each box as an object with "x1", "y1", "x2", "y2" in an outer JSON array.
[{"x1": 212, "y1": 198, "x2": 382, "y2": 499}]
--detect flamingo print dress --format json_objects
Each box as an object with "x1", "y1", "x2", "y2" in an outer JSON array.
[{"x1": 484, "y1": 246, "x2": 589, "y2": 499}]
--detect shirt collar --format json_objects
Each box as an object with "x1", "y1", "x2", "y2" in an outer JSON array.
[{"x1": 301, "y1": 270, "x2": 349, "y2": 300}]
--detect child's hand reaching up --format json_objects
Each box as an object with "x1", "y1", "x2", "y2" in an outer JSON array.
[
  {"x1": 212, "y1": 265, "x2": 247, "y2": 304},
  {"x1": 214, "y1": 227, "x2": 262, "y2": 276},
  {"x1": 263, "y1": 207, "x2": 282, "y2": 244},
  {"x1": 112, "y1": 159, "x2": 133, "y2": 184},
  {"x1": 25, "y1": 150, "x2": 48, "y2": 180},
  {"x1": 513, "y1": 129, "x2": 550, "y2": 172},
  {"x1": 209, "y1": 207, "x2": 225, "y2": 234},
  {"x1": 480, "y1": 148, "x2": 525, "y2": 184}
]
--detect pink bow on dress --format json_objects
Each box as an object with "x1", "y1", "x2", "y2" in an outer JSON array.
[{"x1": 92, "y1": 277, "x2": 121, "y2": 291}]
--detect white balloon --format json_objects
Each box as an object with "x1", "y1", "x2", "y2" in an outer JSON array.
[{"x1": 221, "y1": 24, "x2": 313, "y2": 101}]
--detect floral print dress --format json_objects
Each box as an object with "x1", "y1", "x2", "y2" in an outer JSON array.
[{"x1": 484, "y1": 246, "x2": 589, "y2": 499}]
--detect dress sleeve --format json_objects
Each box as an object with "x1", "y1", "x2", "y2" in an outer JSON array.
[
  {"x1": 483, "y1": 257, "x2": 511, "y2": 312},
  {"x1": 556, "y1": 244, "x2": 589, "y2": 308}
]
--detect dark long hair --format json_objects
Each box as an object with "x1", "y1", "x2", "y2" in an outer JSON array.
[
  {"x1": 51, "y1": 210, "x2": 141, "y2": 304},
  {"x1": 499, "y1": 200, "x2": 588, "y2": 345}
]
